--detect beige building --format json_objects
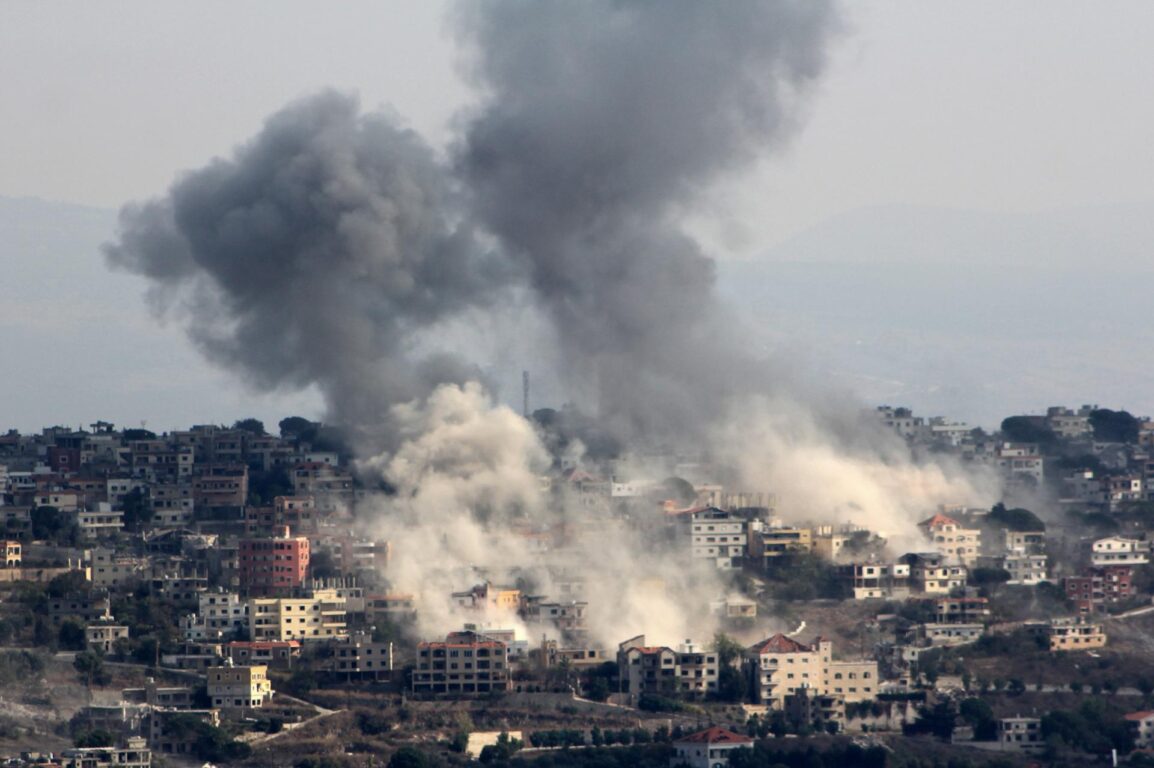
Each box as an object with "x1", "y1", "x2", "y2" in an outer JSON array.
[
  {"x1": 918, "y1": 513, "x2": 980, "y2": 566},
  {"x1": 746, "y1": 634, "x2": 877, "y2": 708},
  {"x1": 248, "y1": 590, "x2": 348, "y2": 642},
  {"x1": 1, "y1": 540, "x2": 20, "y2": 567},
  {"x1": 1047, "y1": 617, "x2": 1106, "y2": 651},
  {"x1": 207, "y1": 664, "x2": 274, "y2": 710},
  {"x1": 86, "y1": 623, "x2": 129, "y2": 653},
  {"x1": 413, "y1": 629, "x2": 510, "y2": 695}
]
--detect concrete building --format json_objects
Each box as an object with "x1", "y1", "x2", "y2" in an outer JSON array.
[
  {"x1": 918, "y1": 513, "x2": 980, "y2": 566},
  {"x1": 842, "y1": 562, "x2": 911, "y2": 600},
  {"x1": 902, "y1": 553, "x2": 967, "y2": 594},
  {"x1": 746, "y1": 634, "x2": 877, "y2": 708},
  {"x1": 86, "y1": 623, "x2": 129, "y2": 653},
  {"x1": 1091, "y1": 536, "x2": 1149, "y2": 567},
  {"x1": 248, "y1": 591, "x2": 348, "y2": 642},
  {"x1": 680, "y1": 507, "x2": 747, "y2": 570},
  {"x1": 997, "y1": 717, "x2": 1043, "y2": 753},
  {"x1": 2, "y1": 540, "x2": 20, "y2": 567},
  {"x1": 412, "y1": 630, "x2": 510, "y2": 695},
  {"x1": 183, "y1": 590, "x2": 248, "y2": 642},
  {"x1": 671, "y1": 727, "x2": 753, "y2": 768},
  {"x1": 207, "y1": 663, "x2": 274, "y2": 710},
  {"x1": 1002, "y1": 551, "x2": 1048, "y2": 585},
  {"x1": 1125, "y1": 710, "x2": 1154, "y2": 749},
  {"x1": 238, "y1": 526, "x2": 310, "y2": 597},
  {"x1": 1045, "y1": 617, "x2": 1106, "y2": 651}
]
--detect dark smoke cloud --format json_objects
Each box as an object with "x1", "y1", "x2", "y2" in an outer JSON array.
[
  {"x1": 107, "y1": 4, "x2": 840, "y2": 451},
  {"x1": 106, "y1": 91, "x2": 508, "y2": 443},
  {"x1": 455, "y1": 1, "x2": 838, "y2": 440}
]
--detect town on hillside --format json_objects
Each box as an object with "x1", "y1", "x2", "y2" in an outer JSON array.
[{"x1": 1, "y1": 405, "x2": 1154, "y2": 767}]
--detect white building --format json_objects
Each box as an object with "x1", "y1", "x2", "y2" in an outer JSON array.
[
  {"x1": 1002, "y1": 551, "x2": 1048, "y2": 586},
  {"x1": 1091, "y1": 536, "x2": 1149, "y2": 567},
  {"x1": 683, "y1": 507, "x2": 747, "y2": 570},
  {"x1": 671, "y1": 727, "x2": 753, "y2": 768}
]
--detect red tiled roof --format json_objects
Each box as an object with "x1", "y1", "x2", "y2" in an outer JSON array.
[
  {"x1": 1125, "y1": 711, "x2": 1154, "y2": 721},
  {"x1": 750, "y1": 633, "x2": 811, "y2": 655},
  {"x1": 920, "y1": 513, "x2": 960, "y2": 528},
  {"x1": 676, "y1": 727, "x2": 753, "y2": 745}
]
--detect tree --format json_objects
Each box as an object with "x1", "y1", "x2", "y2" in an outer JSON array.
[
  {"x1": 57, "y1": 619, "x2": 86, "y2": 651},
  {"x1": 387, "y1": 747, "x2": 429, "y2": 768},
  {"x1": 122, "y1": 428, "x2": 157, "y2": 441},
  {"x1": 31, "y1": 506, "x2": 75, "y2": 543},
  {"x1": 73, "y1": 651, "x2": 106, "y2": 687},
  {"x1": 121, "y1": 487, "x2": 153, "y2": 533},
  {"x1": 74, "y1": 729, "x2": 114, "y2": 747},
  {"x1": 713, "y1": 632, "x2": 745, "y2": 666},
  {"x1": 232, "y1": 418, "x2": 266, "y2": 436},
  {"x1": 718, "y1": 665, "x2": 748, "y2": 703},
  {"x1": 1000, "y1": 416, "x2": 1056, "y2": 445},
  {"x1": 1090, "y1": 409, "x2": 1139, "y2": 443},
  {"x1": 278, "y1": 416, "x2": 317, "y2": 441},
  {"x1": 47, "y1": 569, "x2": 89, "y2": 598}
]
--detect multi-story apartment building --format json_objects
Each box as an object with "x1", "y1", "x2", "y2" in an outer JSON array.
[
  {"x1": 902, "y1": 552, "x2": 967, "y2": 594},
  {"x1": 841, "y1": 562, "x2": 911, "y2": 600},
  {"x1": 2, "y1": 540, "x2": 20, "y2": 567},
  {"x1": 1045, "y1": 617, "x2": 1107, "y2": 651},
  {"x1": 680, "y1": 507, "x2": 747, "y2": 570},
  {"x1": 748, "y1": 522, "x2": 813, "y2": 570},
  {"x1": 745, "y1": 634, "x2": 877, "y2": 708},
  {"x1": 1091, "y1": 536, "x2": 1149, "y2": 567},
  {"x1": 1002, "y1": 551, "x2": 1048, "y2": 585},
  {"x1": 207, "y1": 664, "x2": 274, "y2": 710},
  {"x1": 183, "y1": 590, "x2": 248, "y2": 641},
  {"x1": 1064, "y1": 566, "x2": 1135, "y2": 614},
  {"x1": 412, "y1": 630, "x2": 510, "y2": 695},
  {"x1": 238, "y1": 526, "x2": 310, "y2": 597},
  {"x1": 918, "y1": 513, "x2": 980, "y2": 566},
  {"x1": 248, "y1": 590, "x2": 348, "y2": 642}
]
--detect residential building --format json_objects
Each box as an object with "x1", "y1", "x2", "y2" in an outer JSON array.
[
  {"x1": 60, "y1": 738, "x2": 151, "y2": 768},
  {"x1": 997, "y1": 717, "x2": 1043, "y2": 753},
  {"x1": 1002, "y1": 551, "x2": 1048, "y2": 585},
  {"x1": 1046, "y1": 617, "x2": 1107, "y2": 651},
  {"x1": 1065, "y1": 566, "x2": 1135, "y2": 614},
  {"x1": 680, "y1": 506, "x2": 747, "y2": 570},
  {"x1": 248, "y1": 591, "x2": 348, "y2": 642},
  {"x1": 784, "y1": 686, "x2": 845, "y2": 733},
  {"x1": 332, "y1": 633, "x2": 393, "y2": 678},
  {"x1": 2, "y1": 540, "x2": 20, "y2": 567},
  {"x1": 671, "y1": 727, "x2": 753, "y2": 768},
  {"x1": 1091, "y1": 536, "x2": 1149, "y2": 567},
  {"x1": 1125, "y1": 710, "x2": 1154, "y2": 750},
  {"x1": 902, "y1": 553, "x2": 967, "y2": 594},
  {"x1": 183, "y1": 590, "x2": 248, "y2": 642},
  {"x1": 207, "y1": 664, "x2": 274, "y2": 710},
  {"x1": 935, "y1": 596, "x2": 990, "y2": 624},
  {"x1": 238, "y1": 526, "x2": 310, "y2": 597},
  {"x1": 745, "y1": 634, "x2": 876, "y2": 708},
  {"x1": 748, "y1": 522, "x2": 813, "y2": 569},
  {"x1": 618, "y1": 636, "x2": 679, "y2": 697},
  {"x1": 918, "y1": 513, "x2": 980, "y2": 566},
  {"x1": 842, "y1": 562, "x2": 911, "y2": 600},
  {"x1": 225, "y1": 640, "x2": 300, "y2": 669},
  {"x1": 86, "y1": 623, "x2": 129, "y2": 653},
  {"x1": 412, "y1": 629, "x2": 510, "y2": 695}
]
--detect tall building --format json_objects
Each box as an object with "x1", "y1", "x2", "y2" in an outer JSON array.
[{"x1": 238, "y1": 526, "x2": 310, "y2": 597}]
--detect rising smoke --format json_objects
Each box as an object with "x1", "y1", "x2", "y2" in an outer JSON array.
[{"x1": 106, "y1": 2, "x2": 997, "y2": 647}]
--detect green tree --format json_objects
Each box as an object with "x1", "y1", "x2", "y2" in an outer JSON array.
[
  {"x1": 121, "y1": 487, "x2": 153, "y2": 533},
  {"x1": 712, "y1": 632, "x2": 745, "y2": 666},
  {"x1": 1000, "y1": 416, "x2": 1056, "y2": 445},
  {"x1": 387, "y1": 746, "x2": 429, "y2": 768},
  {"x1": 718, "y1": 665, "x2": 748, "y2": 703},
  {"x1": 57, "y1": 619, "x2": 86, "y2": 651},
  {"x1": 74, "y1": 729, "x2": 114, "y2": 747},
  {"x1": 1090, "y1": 409, "x2": 1139, "y2": 443},
  {"x1": 232, "y1": 418, "x2": 266, "y2": 436},
  {"x1": 73, "y1": 651, "x2": 106, "y2": 687}
]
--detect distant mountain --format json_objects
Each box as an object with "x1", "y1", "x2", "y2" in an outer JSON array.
[{"x1": 717, "y1": 203, "x2": 1154, "y2": 427}]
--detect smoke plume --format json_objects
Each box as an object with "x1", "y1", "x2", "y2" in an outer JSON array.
[
  {"x1": 105, "y1": 90, "x2": 508, "y2": 446},
  {"x1": 456, "y1": 0, "x2": 837, "y2": 439},
  {"x1": 105, "y1": 3, "x2": 1000, "y2": 648}
]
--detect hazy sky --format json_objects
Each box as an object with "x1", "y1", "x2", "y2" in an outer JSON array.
[
  {"x1": 5, "y1": 2, "x2": 1153, "y2": 247},
  {"x1": 3, "y1": 2, "x2": 1154, "y2": 433}
]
